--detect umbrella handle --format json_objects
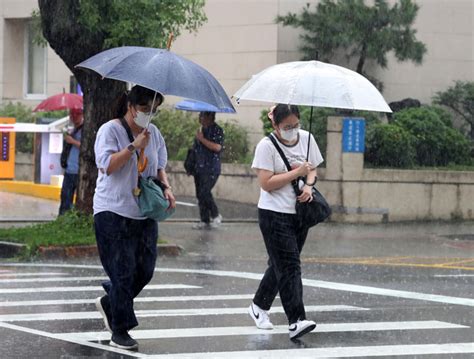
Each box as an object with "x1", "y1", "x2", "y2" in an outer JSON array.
[
  {"x1": 137, "y1": 148, "x2": 148, "y2": 173},
  {"x1": 166, "y1": 33, "x2": 174, "y2": 50}
]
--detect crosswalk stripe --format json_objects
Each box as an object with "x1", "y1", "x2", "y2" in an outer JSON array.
[
  {"x1": 0, "y1": 305, "x2": 366, "y2": 322},
  {"x1": 0, "y1": 276, "x2": 107, "y2": 283},
  {"x1": 0, "y1": 272, "x2": 67, "y2": 278},
  {"x1": 146, "y1": 342, "x2": 474, "y2": 358},
  {"x1": 0, "y1": 294, "x2": 256, "y2": 307},
  {"x1": 55, "y1": 321, "x2": 468, "y2": 341},
  {"x1": 0, "y1": 284, "x2": 200, "y2": 294}
]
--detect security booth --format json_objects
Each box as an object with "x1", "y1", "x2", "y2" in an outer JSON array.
[
  {"x1": 0, "y1": 117, "x2": 16, "y2": 180},
  {"x1": 34, "y1": 117, "x2": 68, "y2": 184}
]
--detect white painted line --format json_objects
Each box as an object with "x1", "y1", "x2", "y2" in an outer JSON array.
[
  {"x1": 4, "y1": 263, "x2": 474, "y2": 307},
  {"x1": 156, "y1": 268, "x2": 474, "y2": 307},
  {"x1": 433, "y1": 274, "x2": 474, "y2": 278},
  {"x1": 0, "y1": 276, "x2": 107, "y2": 283},
  {"x1": 146, "y1": 343, "x2": 474, "y2": 358},
  {"x1": 0, "y1": 305, "x2": 365, "y2": 322},
  {"x1": 0, "y1": 294, "x2": 256, "y2": 307},
  {"x1": 0, "y1": 284, "x2": 200, "y2": 294},
  {"x1": 0, "y1": 272, "x2": 68, "y2": 278},
  {"x1": 0, "y1": 321, "x2": 146, "y2": 358},
  {"x1": 176, "y1": 201, "x2": 197, "y2": 207},
  {"x1": 55, "y1": 321, "x2": 468, "y2": 342}
]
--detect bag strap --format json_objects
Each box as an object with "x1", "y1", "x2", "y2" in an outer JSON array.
[
  {"x1": 267, "y1": 134, "x2": 301, "y2": 196},
  {"x1": 119, "y1": 117, "x2": 139, "y2": 160}
]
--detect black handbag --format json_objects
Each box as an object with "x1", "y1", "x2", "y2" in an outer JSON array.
[
  {"x1": 184, "y1": 146, "x2": 196, "y2": 176},
  {"x1": 60, "y1": 124, "x2": 83, "y2": 169},
  {"x1": 268, "y1": 134, "x2": 331, "y2": 228}
]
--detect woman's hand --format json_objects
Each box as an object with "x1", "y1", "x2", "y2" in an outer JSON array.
[
  {"x1": 297, "y1": 184, "x2": 313, "y2": 203},
  {"x1": 164, "y1": 188, "x2": 176, "y2": 209},
  {"x1": 295, "y1": 161, "x2": 312, "y2": 177},
  {"x1": 132, "y1": 129, "x2": 150, "y2": 149}
]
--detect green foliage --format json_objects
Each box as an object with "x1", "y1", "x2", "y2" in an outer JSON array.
[
  {"x1": 0, "y1": 102, "x2": 35, "y2": 153},
  {"x1": 0, "y1": 210, "x2": 95, "y2": 256},
  {"x1": 152, "y1": 108, "x2": 249, "y2": 163},
  {"x1": 151, "y1": 108, "x2": 199, "y2": 160},
  {"x1": 219, "y1": 120, "x2": 249, "y2": 163},
  {"x1": 78, "y1": 0, "x2": 207, "y2": 48},
  {"x1": 365, "y1": 123, "x2": 416, "y2": 167},
  {"x1": 277, "y1": 0, "x2": 426, "y2": 85},
  {"x1": 393, "y1": 107, "x2": 472, "y2": 166},
  {"x1": 433, "y1": 81, "x2": 474, "y2": 139}
]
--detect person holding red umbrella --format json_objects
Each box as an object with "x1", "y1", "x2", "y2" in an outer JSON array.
[{"x1": 58, "y1": 108, "x2": 83, "y2": 215}]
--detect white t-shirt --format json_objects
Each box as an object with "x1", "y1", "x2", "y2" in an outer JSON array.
[{"x1": 252, "y1": 130, "x2": 324, "y2": 214}]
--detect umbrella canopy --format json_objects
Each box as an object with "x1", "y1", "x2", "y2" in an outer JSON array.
[
  {"x1": 76, "y1": 46, "x2": 235, "y2": 113},
  {"x1": 175, "y1": 99, "x2": 236, "y2": 113},
  {"x1": 233, "y1": 60, "x2": 391, "y2": 113},
  {"x1": 33, "y1": 93, "x2": 83, "y2": 112}
]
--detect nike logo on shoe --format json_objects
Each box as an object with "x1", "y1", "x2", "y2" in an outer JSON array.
[
  {"x1": 289, "y1": 324, "x2": 297, "y2": 331},
  {"x1": 251, "y1": 306, "x2": 260, "y2": 319}
]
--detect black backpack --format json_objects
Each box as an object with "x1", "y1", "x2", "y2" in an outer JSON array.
[{"x1": 60, "y1": 124, "x2": 83, "y2": 169}]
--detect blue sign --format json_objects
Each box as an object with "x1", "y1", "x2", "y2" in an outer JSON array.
[{"x1": 342, "y1": 118, "x2": 365, "y2": 153}]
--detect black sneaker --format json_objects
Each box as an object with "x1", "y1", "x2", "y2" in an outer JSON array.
[
  {"x1": 110, "y1": 331, "x2": 138, "y2": 350},
  {"x1": 95, "y1": 296, "x2": 112, "y2": 333}
]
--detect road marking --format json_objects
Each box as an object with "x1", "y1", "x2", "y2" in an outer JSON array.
[
  {"x1": 0, "y1": 284, "x2": 200, "y2": 294},
  {"x1": 433, "y1": 274, "x2": 474, "y2": 278},
  {"x1": 0, "y1": 276, "x2": 107, "y2": 283},
  {"x1": 56, "y1": 321, "x2": 468, "y2": 341},
  {"x1": 0, "y1": 321, "x2": 146, "y2": 358},
  {"x1": 3, "y1": 263, "x2": 474, "y2": 307},
  {"x1": 0, "y1": 294, "x2": 257, "y2": 307},
  {"x1": 146, "y1": 343, "x2": 474, "y2": 358},
  {"x1": 176, "y1": 201, "x2": 197, "y2": 207},
  {"x1": 0, "y1": 305, "x2": 366, "y2": 322},
  {"x1": 0, "y1": 272, "x2": 67, "y2": 278}
]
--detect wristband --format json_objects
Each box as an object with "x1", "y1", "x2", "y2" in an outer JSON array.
[{"x1": 305, "y1": 177, "x2": 317, "y2": 186}]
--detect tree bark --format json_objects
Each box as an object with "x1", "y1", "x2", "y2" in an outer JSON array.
[
  {"x1": 356, "y1": 43, "x2": 367, "y2": 74},
  {"x1": 38, "y1": 0, "x2": 124, "y2": 213}
]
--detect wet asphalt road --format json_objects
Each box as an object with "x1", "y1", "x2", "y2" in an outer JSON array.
[{"x1": 0, "y1": 218, "x2": 474, "y2": 358}]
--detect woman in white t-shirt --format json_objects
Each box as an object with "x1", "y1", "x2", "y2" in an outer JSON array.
[{"x1": 248, "y1": 104, "x2": 323, "y2": 340}]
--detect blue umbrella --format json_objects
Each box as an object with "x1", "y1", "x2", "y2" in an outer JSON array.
[
  {"x1": 76, "y1": 46, "x2": 235, "y2": 112},
  {"x1": 175, "y1": 99, "x2": 236, "y2": 113}
]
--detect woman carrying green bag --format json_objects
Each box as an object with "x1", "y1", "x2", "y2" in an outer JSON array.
[{"x1": 93, "y1": 85, "x2": 175, "y2": 350}]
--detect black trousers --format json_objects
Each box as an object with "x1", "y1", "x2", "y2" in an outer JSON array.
[
  {"x1": 194, "y1": 172, "x2": 219, "y2": 223},
  {"x1": 94, "y1": 211, "x2": 158, "y2": 333},
  {"x1": 58, "y1": 173, "x2": 78, "y2": 215},
  {"x1": 253, "y1": 208, "x2": 309, "y2": 325}
]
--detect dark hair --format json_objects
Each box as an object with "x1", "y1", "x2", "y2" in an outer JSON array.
[
  {"x1": 113, "y1": 85, "x2": 164, "y2": 118},
  {"x1": 200, "y1": 111, "x2": 216, "y2": 121},
  {"x1": 272, "y1": 104, "x2": 300, "y2": 125}
]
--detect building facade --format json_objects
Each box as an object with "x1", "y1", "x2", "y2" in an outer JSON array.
[{"x1": 1, "y1": 0, "x2": 473, "y2": 146}]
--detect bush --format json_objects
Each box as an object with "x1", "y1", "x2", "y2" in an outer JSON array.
[
  {"x1": 152, "y1": 108, "x2": 249, "y2": 163},
  {"x1": 0, "y1": 102, "x2": 34, "y2": 153},
  {"x1": 393, "y1": 106, "x2": 472, "y2": 166},
  {"x1": 365, "y1": 123, "x2": 416, "y2": 168}
]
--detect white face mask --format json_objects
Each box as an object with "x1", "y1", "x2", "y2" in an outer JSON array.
[
  {"x1": 280, "y1": 128, "x2": 299, "y2": 142},
  {"x1": 134, "y1": 111, "x2": 151, "y2": 128}
]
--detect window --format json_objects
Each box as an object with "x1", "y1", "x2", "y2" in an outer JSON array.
[{"x1": 24, "y1": 20, "x2": 46, "y2": 98}]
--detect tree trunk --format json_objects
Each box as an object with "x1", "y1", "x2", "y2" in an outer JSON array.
[
  {"x1": 356, "y1": 43, "x2": 367, "y2": 74},
  {"x1": 38, "y1": 0, "x2": 123, "y2": 213}
]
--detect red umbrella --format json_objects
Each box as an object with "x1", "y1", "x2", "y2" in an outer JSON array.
[{"x1": 33, "y1": 93, "x2": 83, "y2": 112}]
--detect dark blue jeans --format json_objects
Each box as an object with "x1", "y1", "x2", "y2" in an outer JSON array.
[
  {"x1": 94, "y1": 211, "x2": 158, "y2": 333},
  {"x1": 58, "y1": 173, "x2": 78, "y2": 215},
  {"x1": 194, "y1": 172, "x2": 219, "y2": 223},
  {"x1": 253, "y1": 208, "x2": 309, "y2": 325}
]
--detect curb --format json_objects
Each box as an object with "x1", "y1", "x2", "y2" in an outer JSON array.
[{"x1": 0, "y1": 242, "x2": 183, "y2": 259}]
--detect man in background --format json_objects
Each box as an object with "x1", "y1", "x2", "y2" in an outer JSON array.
[{"x1": 59, "y1": 108, "x2": 83, "y2": 215}]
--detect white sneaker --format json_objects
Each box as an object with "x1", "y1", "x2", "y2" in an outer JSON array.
[
  {"x1": 211, "y1": 214, "x2": 222, "y2": 225},
  {"x1": 288, "y1": 319, "x2": 316, "y2": 339},
  {"x1": 192, "y1": 222, "x2": 210, "y2": 230},
  {"x1": 248, "y1": 302, "x2": 273, "y2": 330}
]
